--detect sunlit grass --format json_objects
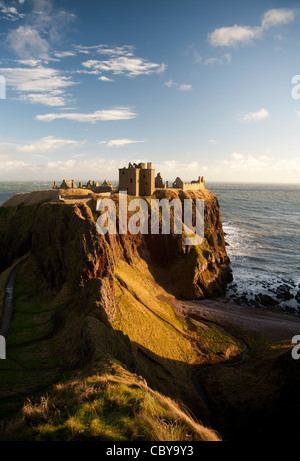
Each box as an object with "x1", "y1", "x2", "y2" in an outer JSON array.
[{"x1": 2, "y1": 362, "x2": 220, "y2": 441}]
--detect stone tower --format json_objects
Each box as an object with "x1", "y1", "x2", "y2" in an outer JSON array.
[
  {"x1": 118, "y1": 162, "x2": 155, "y2": 196},
  {"x1": 139, "y1": 162, "x2": 155, "y2": 196},
  {"x1": 119, "y1": 162, "x2": 140, "y2": 196}
]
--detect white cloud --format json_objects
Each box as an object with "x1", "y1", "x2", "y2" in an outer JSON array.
[
  {"x1": 226, "y1": 152, "x2": 268, "y2": 170},
  {"x1": 208, "y1": 25, "x2": 261, "y2": 47},
  {"x1": 29, "y1": 0, "x2": 76, "y2": 45},
  {"x1": 0, "y1": 154, "x2": 29, "y2": 170},
  {"x1": 204, "y1": 53, "x2": 231, "y2": 67},
  {"x1": 154, "y1": 160, "x2": 207, "y2": 181},
  {"x1": 103, "y1": 139, "x2": 144, "y2": 147},
  {"x1": 0, "y1": 65, "x2": 75, "y2": 106},
  {"x1": 208, "y1": 8, "x2": 294, "y2": 47},
  {"x1": 261, "y1": 8, "x2": 294, "y2": 30},
  {"x1": 208, "y1": 139, "x2": 218, "y2": 144},
  {"x1": 0, "y1": 156, "x2": 205, "y2": 181},
  {"x1": 36, "y1": 108, "x2": 138, "y2": 123},
  {"x1": 164, "y1": 80, "x2": 174, "y2": 88},
  {"x1": 82, "y1": 56, "x2": 166, "y2": 77},
  {"x1": 0, "y1": 1, "x2": 25, "y2": 21},
  {"x1": 54, "y1": 51, "x2": 76, "y2": 58},
  {"x1": 220, "y1": 152, "x2": 300, "y2": 174},
  {"x1": 7, "y1": 25, "x2": 50, "y2": 57},
  {"x1": 17, "y1": 59, "x2": 41, "y2": 67},
  {"x1": 186, "y1": 43, "x2": 231, "y2": 68},
  {"x1": 177, "y1": 83, "x2": 192, "y2": 91},
  {"x1": 0, "y1": 66, "x2": 73, "y2": 92},
  {"x1": 6, "y1": 0, "x2": 76, "y2": 58},
  {"x1": 19, "y1": 91, "x2": 66, "y2": 106},
  {"x1": 98, "y1": 76, "x2": 113, "y2": 82},
  {"x1": 16, "y1": 136, "x2": 86, "y2": 154},
  {"x1": 164, "y1": 79, "x2": 192, "y2": 91},
  {"x1": 76, "y1": 44, "x2": 135, "y2": 57},
  {"x1": 240, "y1": 108, "x2": 269, "y2": 123},
  {"x1": 29, "y1": 157, "x2": 128, "y2": 180},
  {"x1": 231, "y1": 152, "x2": 245, "y2": 160}
]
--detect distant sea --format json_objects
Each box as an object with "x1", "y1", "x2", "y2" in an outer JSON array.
[{"x1": 1, "y1": 181, "x2": 299, "y2": 311}]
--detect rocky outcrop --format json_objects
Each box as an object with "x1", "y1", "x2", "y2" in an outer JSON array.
[
  {"x1": 146, "y1": 189, "x2": 232, "y2": 298},
  {"x1": 0, "y1": 188, "x2": 231, "y2": 319},
  {"x1": 31, "y1": 203, "x2": 114, "y2": 289}
]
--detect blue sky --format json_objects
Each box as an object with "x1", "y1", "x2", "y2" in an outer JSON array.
[{"x1": 0, "y1": 0, "x2": 300, "y2": 183}]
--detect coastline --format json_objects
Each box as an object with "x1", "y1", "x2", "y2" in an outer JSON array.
[{"x1": 175, "y1": 297, "x2": 300, "y2": 342}]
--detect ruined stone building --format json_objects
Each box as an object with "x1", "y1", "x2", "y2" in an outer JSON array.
[
  {"x1": 53, "y1": 179, "x2": 114, "y2": 193},
  {"x1": 83, "y1": 180, "x2": 114, "y2": 193},
  {"x1": 155, "y1": 172, "x2": 169, "y2": 189},
  {"x1": 172, "y1": 176, "x2": 205, "y2": 191},
  {"x1": 119, "y1": 162, "x2": 155, "y2": 196},
  {"x1": 52, "y1": 161, "x2": 205, "y2": 197},
  {"x1": 58, "y1": 180, "x2": 77, "y2": 190}
]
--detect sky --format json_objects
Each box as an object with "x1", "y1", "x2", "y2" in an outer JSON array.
[{"x1": 0, "y1": 0, "x2": 300, "y2": 183}]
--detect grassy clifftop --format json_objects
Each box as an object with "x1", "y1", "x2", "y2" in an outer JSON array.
[{"x1": 0, "y1": 190, "x2": 236, "y2": 441}]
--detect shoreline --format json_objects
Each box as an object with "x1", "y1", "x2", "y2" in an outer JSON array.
[{"x1": 175, "y1": 297, "x2": 300, "y2": 342}]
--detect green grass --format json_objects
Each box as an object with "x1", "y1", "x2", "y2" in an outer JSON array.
[
  {"x1": 6, "y1": 270, "x2": 62, "y2": 346},
  {"x1": 189, "y1": 318, "x2": 241, "y2": 359},
  {"x1": 2, "y1": 361, "x2": 220, "y2": 441},
  {"x1": 0, "y1": 257, "x2": 77, "y2": 418}
]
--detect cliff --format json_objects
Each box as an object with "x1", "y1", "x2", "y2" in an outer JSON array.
[
  {"x1": 0, "y1": 189, "x2": 236, "y2": 441},
  {"x1": 1, "y1": 188, "x2": 231, "y2": 299}
]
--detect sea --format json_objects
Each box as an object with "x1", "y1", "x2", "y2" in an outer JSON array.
[
  {"x1": 0, "y1": 181, "x2": 299, "y2": 312},
  {"x1": 209, "y1": 183, "x2": 300, "y2": 312}
]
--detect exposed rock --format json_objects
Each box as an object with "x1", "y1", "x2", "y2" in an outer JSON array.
[
  {"x1": 255, "y1": 293, "x2": 279, "y2": 308},
  {"x1": 0, "y1": 188, "x2": 232, "y2": 321},
  {"x1": 275, "y1": 284, "x2": 294, "y2": 301}
]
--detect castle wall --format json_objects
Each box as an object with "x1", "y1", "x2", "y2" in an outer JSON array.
[
  {"x1": 139, "y1": 167, "x2": 155, "y2": 196},
  {"x1": 182, "y1": 177, "x2": 205, "y2": 191},
  {"x1": 179, "y1": 176, "x2": 205, "y2": 191},
  {"x1": 119, "y1": 168, "x2": 139, "y2": 195},
  {"x1": 155, "y1": 174, "x2": 164, "y2": 188},
  {"x1": 172, "y1": 177, "x2": 184, "y2": 189},
  {"x1": 182, "y1": 182, "x2": 205, "y2": 191}
]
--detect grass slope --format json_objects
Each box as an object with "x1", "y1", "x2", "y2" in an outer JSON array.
[{"x1": 0, "y1": 252, "x2": 241, "y2": 441}]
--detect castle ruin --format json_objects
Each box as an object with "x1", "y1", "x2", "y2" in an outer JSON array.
[
  {"x1": 119, "y1": 162, "x2": 155, "y2": 196},
  {"x1": 172, "y1": 176, "x2": 205, "y2": 191},
  {"x1": 52, "y1": 161, "x2": 205, "y2": 197}
]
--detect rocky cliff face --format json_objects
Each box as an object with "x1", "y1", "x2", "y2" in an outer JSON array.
[
  {"x1": 1, "y1": 188, "x2": 231, "y2": 310},
  {"x1": 143, "y1": 189, "x2": 232, "y2": 299}
]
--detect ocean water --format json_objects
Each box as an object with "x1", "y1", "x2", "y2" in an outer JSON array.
[
  {"x1": 0, "y1": 181, "x2": 299, "y2": 311},
  {"x1": 0, "y1": 181, "x2": 53, "y2": 205},
  {"x1": 208, "y1": 183, "x2": 300, "y2": 312}
]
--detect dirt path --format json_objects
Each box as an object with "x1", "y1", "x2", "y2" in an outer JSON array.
[
  {"x1": 0, "y1": 258, "x2": 28, "y2": 339},
  {"x1": 176, "y1": 298, "x2": 300, "y2": 342}
]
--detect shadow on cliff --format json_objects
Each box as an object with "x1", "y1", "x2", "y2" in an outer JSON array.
[
  {"x1": 83, "y1": 301, "x2": 300, "y2": 442},
  {"x1": 136, "y1": 233, "x2": 231, "y2": 300}
]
